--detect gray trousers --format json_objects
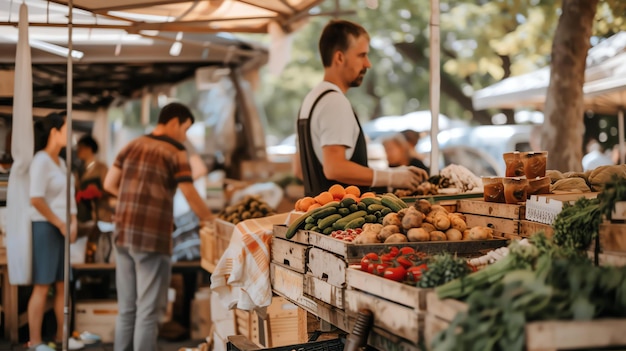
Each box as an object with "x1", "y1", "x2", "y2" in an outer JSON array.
[{"x1": 114, "y1": 246, "x2": 171, "y2": 351}]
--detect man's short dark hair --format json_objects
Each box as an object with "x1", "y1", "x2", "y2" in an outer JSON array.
[
  {"x1": 158, "y1": 102, "x2": 195, "y2": 125},
  {"x1": 319, "y1": 20, "x2": 369, "y2": 68},
  {"x1": 77, "y1": 134, "x2": 99, "y2": 153}
]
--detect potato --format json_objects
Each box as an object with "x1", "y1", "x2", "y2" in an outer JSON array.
[
  {"x1": 397, "y1": 208, "x2": 409, "y2": 220},
  {"x1": 462, "y1": 229, "x2": 471, "y2": 240},
  {"x1": 421, "y1": 223, "x2": 436, "y2": 233},
  {"x1": 414, "y1": 199, "x2": 432, "y2": 214},
  {"x1": 354, "y1": 232, "x2": 380, "y2": 244},
  {"x1": 385, "y1": 233, "x2": 408, "y2": 243},
  {"x1": 445, "y1": 228, "x2": 463, "y2": 241},
  {"x1": 378, "y1": 225, "x2": 401, "y2": 241},
  {"x1": 407, "y1": 228, "x2": 430, "y2": 242},
  {"x1": 430, "y1": 231, "x2": 447, "y2": 241},
  {"x1": 449, "y1": 213, "x2": 466, "y2": 222},
  {"x1": 468, "y1": 226, "x2": 494, "y2": 241},
  {"x1": 449, "y1": 215, "x2": 467, "y2": 232},
  {"x1": 382, "y1": 213, "x2": 402, "y2": 227},
  {"x1": 430, "y1": 205, "x2": 449, "y2": 214},
  {"x1": 402, "y1": 208, "x2": 425, "y2": 230},
  {"x1": 433, "y1": 213, "x2": 451, "y2": 231},
  {"x1": 362, "y1": 223, "x2": 383, "y2": 235}
]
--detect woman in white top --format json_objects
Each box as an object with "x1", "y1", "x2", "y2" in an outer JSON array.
[{"x1": 28, "y1": 112, "x2": 78, "y2": 351}]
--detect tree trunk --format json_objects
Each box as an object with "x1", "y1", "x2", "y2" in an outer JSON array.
[{"x1": 540, "y1": 0, "x2": 598, "y2": 172}]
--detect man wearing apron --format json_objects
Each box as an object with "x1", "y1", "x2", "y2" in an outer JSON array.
[{"x1": 295, "y1": 20, "x2": 428, "y2": 197}]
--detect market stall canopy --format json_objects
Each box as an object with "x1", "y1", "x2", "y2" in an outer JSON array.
[
  {"x1": 0, "y1": 0, "x2": 327, "y2": 110},
  {"x1": 472, "y1": 31, "x2": 626, "y2": 115}
]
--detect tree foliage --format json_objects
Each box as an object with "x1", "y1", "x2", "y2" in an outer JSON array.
[{"x1": 257, "y1": 0, "x2": 626, "y2": 142}]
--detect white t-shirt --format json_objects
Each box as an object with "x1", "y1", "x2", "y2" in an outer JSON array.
[
  {"x1": 298, "y1": 81, "x2": 360, "y2": 163},
  {"x1": 30, "y1": 151, "x2": 77, "y2": 222}
]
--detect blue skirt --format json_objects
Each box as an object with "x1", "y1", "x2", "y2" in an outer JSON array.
[{"x1": 32, "y1": 221, "x2": 65, "y2": 284}]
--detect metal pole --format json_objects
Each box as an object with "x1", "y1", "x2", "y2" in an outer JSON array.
[
  {"x1": 617, "y1": 107, "x2": 626, "y2": 165},
  {"x1": 429, "y1": 0, "x2": 440, "y2": 175},
  {"x1": 64, "y1": 1, "x2": 74, "y2": 350}
]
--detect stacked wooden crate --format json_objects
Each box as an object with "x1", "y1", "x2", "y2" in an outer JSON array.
[
  {"x1": 200, "y1": 219, "x2": 235, "y2": 273},
  {"x1": 457, "y1": 200, "x2": 525, "y2": 239},
  {"x1": 423, "y1": 291, "x2": 468, "y2": 349}
]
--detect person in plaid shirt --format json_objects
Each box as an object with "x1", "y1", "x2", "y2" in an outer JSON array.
[{"x1": 104, "y1": 102, "x2": 214, "y2": 351}]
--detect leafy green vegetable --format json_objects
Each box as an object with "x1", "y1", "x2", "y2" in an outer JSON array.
[
  {"x1": 417, "y1": 253, "x2": 470, "y2": 288},
  {"x1": 552, "y1": 197, "x2": 602, "y2": 251},
  {"x1": 598, "y1": 174, "x2": 626, "y2": 220}
]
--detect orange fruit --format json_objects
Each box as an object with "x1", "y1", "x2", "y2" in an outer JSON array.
[
  {"x1": 345, "y1": 185, "x2": 361, "y2": 198},
  {"x1": 314, "y1": 191, "x2": 334, "y2": 205},
  {"x1": 300, "y1": 197, "x2": 316, "y2": 211},
  {"x1": 360, "y1": 192, "x2": 376, "y2": 199},
  {"x1": 328, "y1": 184, "x2": 346, "y2": 200},
  {"x1": 342, "y1": 193, "x2": 359, "y2": 202},
  {"x1": 294, "y1": 198, "x2": 303, "y2": 211},
  {"x1": 307, "y1": 203, "x2": 322, "y2": 212}
]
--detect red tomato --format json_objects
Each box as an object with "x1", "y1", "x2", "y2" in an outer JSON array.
[
  {"x1": 396, "y1": 256, "x2": 414, "y2": 269},
  {"x1": 380, "y1": 253, "x2": 395, "y2": 263},
  {"x1": 367, "y1": 262, "x2": 377, "y2": 274},
  {"x1": 406, "y1": 264, "x2": 428, "y2": 282},
  {"x1": 374, "y1": 262, "x2": 390, "y2": 276},
  {"x1": 399, "y1": 247, "x2": 415, "y2": 255},
  {"x1": 389, "y1": 246, "x2": 400, "y2": 257},
  {"x1": 360, "y1": 253, "x2": 379, "y2": 272},
  {"x1": 383, "y1": 266, "x2": 407, "y2": 282}
]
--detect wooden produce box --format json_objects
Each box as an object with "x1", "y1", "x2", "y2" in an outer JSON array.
[
  {"x1": 525, "y1": 192, "x2": 598, "y2": 225},
  {"x1": 525, "y1": 319, "x2": 626, "y2": 351},
  {"x1": 308, "y1": 230, "x2": 508, "y2": 264},
  {"x1": 273, "y1": 224, "x2": 309, "y2": 245},
  {"x1": 519, "y1": 220, "x2": 554, "y2": 239},
  {"x1": 423, "y1": 291, "x2": 468, "y2": 349},
  {"x1": 271, "y1": 236, "x2": 308, "y2": 274},
  {"x1": 201, "y1": 219, "x2": 235, "y2": 273},
  {"x1": 457, "y1": 200, "x2": 524, "y2": 239},
  {"x1": 75, "y1": 300, "x2": 118, "y2": 343},
  {"x1": 345, "y1": 267, "x2": 427, "y2": 346}
]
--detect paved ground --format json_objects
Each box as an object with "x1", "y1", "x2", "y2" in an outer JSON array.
[{"x1": 0, "y1": 339, "x2": 206, "y2": 351}]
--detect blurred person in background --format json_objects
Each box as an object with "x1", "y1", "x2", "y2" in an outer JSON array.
[
  {"x1": 583, "y1": 138, "x2": 613, "y2": 171},
  {"x1": 28, "y1": 112, "x2": 83, "y2": 351},
  {"x1": 76, "y1": 135, "x2": 114, "y2": 223},
  {"x1": 382, "y1": 133, "x2": 430, "y2": 174},
  {"x1": 401, "y1": 129, "x2": 421, "y2": 149}
]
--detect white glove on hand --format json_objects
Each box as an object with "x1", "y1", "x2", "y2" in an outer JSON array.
[{"x1": 371, "y1": 166, "x2": 427, "y2": 190}]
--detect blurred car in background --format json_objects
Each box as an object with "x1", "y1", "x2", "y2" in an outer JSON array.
[{"x1": 417, "y1": 124, "x2": 536, "y2": 177}]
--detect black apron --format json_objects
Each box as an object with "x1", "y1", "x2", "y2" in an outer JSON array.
[{"x1": 297, "y1": 89, "x2": 370, "y2": 197}]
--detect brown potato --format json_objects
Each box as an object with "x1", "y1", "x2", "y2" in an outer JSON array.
[
  {"x1": 407, "y1": 228, "x2": 430, "y2": 242},
  {"x1": 433, "y1": 214, "x2": 451, "y2": 231},
  {"x1": 354, "y1": 232, "x2": 380, "y2": 244},
  {"x1": 468, "y1": 226, "x2": 494, "y2": 240},
  {"x1": 414, "y1": 199, "x2": 432, "y2": 214},
  {"x1": 421, "y1": 223, "x2": 436, "y2": 233},
  {"x1": 430, "y1": 231, "x2": 447, "y2": 241},
  {"x1": 462, "y1": 229, "x2": 471, "y2": 240},
  {"x1": 430, "y1": 205, "x2": 449, "y2": 214},
  {"x1": 445, "y1": 228, "x2": 463, "y2": 241},
  {"x1": 385, "y1": 233, "x2": 408, "y2": 243},
  {"x1": 378, "y1": 225, "x2": 401, "y2": 242},
  {"x1": 449, "y1": 215, "x2": 467, "y2": 232},
  {"x1": 402, "y1": 208, "x2": 425, "y2": 230},
  {"x1": 382, "y1": 213, "x2": 402, "y2": 227}
]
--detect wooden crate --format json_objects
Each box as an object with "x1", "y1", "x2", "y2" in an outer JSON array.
[
  {"x1": 525, "y1": 192, "x2": 598, "y2": 225},
  {"x1": 263, "y1": 296, "x2": 308, "y2": 347},
  {"x1": 201, "y1": 219, "x2": 235, "y2": 273},
  {"x1": 270, "y1": 236, "x2": 308, "y2": 274},
  {"x1": 273, "y1": 224, "x2": 309, "y2": 245},
  {"x1": 307, "y1": 231, "x2": 508, "y2": 264},
  {"x1": 464, "y1": 213, "x2": 520, "y2": 238},
  {"x1": 307, "y1": 247, "x2": 347, "y2": 287},
  {"x1": 598, "y1": 222, "x2": 626, "y2": 253},
  {"x1": 423, "y1": 291, "x2": 469, "y2": 350},
  {"x1": 525, "y1": 319, "x2": 626, "y2": 351},
  {"x1": 457, "y1": 200, "x2": 525, "y2": 220},
  {"x1": 303, "y1": 273, "x2": 344, "y2": 309},
  {"x1": 519, "y1": 220, "x2": 554, "y2": 238},
  {"x1": 344, "y1": 268, "x2": 426, "y2": 345}
]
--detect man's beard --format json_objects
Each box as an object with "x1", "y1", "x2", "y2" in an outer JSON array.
[{"x1": 349, "y1": 69, "x2": 367, "y2": 87}]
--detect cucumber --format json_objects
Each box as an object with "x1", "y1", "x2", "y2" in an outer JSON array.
[
  {"x1": 340, "y1": 197, "x2": 357, "y2": 208},
  {"x1": 338, "y1": 208, "x2": 350, "y2": 216},
  {"x1": 345, "y1": 217, "x2": 366, "y2": 229},
  {"x1": 318, "y1": 214, "x2": 343, "y2": 230},
  {"x1": 322, "y1": 227, "x2": 334, "y2": 235},
  {"x1": 374, "y1": 210, "x2": 382, "y2": 218},
  {"x1": 364, "y1": 214, "x2": 377, "y2": 223},
  {"x1": 367, "y1": 204, "x2": 386, "y2": 213},
  {"x1": 377, "y1": 217, "x2": 384, "y2": 224},
  {"x1": 310, "y1": 226, "x2": 320, "y2": 232},
  {"x1": 310, "y1": 206, "x2": 338, "y2": 219},
  {"x1": 333, "y1": 210, "x2": 368, "y2": 230},
  {"x1": 381, "y1": 207, "x2": 392, "y2": 216},
  {"x1": 381, "y1": 194, "x2": 407, "y2": 212},
  {"x1": 304, "y1": 223, "x2": 315, "y2": 230},
  {"x1": 357, "y1": 202, "x2": 367, "y2": 211},
  {"x1": 285, "y1": 202, "x2": 340, "y2": 239},
  {"x1": 360, "y1": 197, "x2": 382, "y2": 206},
  {"x1": 305, "y1": 216, "x2": 315, "y2": 224},
  {"x1": 349, "y1": 204, "x2": 359, "y2": 212}
]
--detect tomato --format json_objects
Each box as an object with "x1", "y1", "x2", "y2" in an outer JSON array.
[
  {"x1": 399, "y1": 247, "x2": 415, "y2": 255},
  {"x1": 389, "y1": 246, "x2": 400, "y2": 257},
  {"x1": 355, "y1": 228, "x2": 363, "y2": 234},
  {"x1": 396, "y1": 256, "x2": 414, "y2": 269},
  {"x1": 380, "y1": 253, "x2": 395, "y2": 263},
  {"x1": 406, "y1": 264, "x2": 428, "y2": 282},
  {"x1": 374, "y1": 262, "x2": 390, "y2": 276},
  {"x1": 360, "y1": 253, "x2": 379, "y2": 272},
  {"x1": 467, "y1": 263, "x2": 478, "y2": 273},
  {"x1": 367, "y1": 262, "x2": 377, "y2": 274},
  {"x1": 383, "y1": 266, "x2": 407, "y2": 282}
]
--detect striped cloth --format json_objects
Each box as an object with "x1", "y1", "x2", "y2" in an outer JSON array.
[{"x1": 210, "y1": 212, "x2": 300, "y2": 311}]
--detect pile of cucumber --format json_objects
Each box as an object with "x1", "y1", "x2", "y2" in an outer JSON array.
[{"x1": 286, "y1": 194, "x2": 407, "y2": 239}]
